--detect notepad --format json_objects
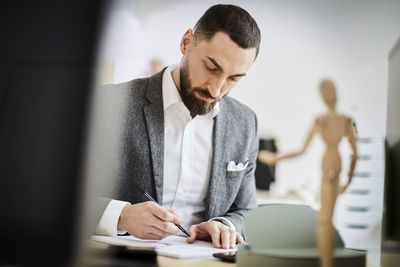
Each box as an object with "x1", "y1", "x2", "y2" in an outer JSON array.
[{"x1": 91, "y1": 235, "x2": 236, "y2": 258}]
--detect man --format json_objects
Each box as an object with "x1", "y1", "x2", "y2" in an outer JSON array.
[{"x1": 96, "y1": 4, "x2": 261, "y2": 249}]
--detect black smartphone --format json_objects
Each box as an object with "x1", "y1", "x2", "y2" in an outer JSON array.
[{"x1": 213, "y1": 251, "x2": 237, "y2": 262}]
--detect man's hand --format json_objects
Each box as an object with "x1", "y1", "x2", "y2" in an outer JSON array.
[
  {"x1": 187, "y1": 221, "x2": 245, "y2": 249},
  {"x1": 118, "y1": 201, "x2": 183, "y2": 240}
]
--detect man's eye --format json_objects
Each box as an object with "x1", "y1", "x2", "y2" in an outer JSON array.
[
  {"x1": 229, "y1": 77, "x2": 238, "y2": 82},
  {"x1": 206, "y1": 66, "x2": 217, "y2": 72}
]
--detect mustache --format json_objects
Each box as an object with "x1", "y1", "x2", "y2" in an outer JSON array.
[{"x1": 193, "y1": 88, "x2": 217, "y2": 100}]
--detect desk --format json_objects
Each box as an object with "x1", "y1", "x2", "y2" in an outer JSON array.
[
  {"x1": 89, "y1": 190, "x2": 377, "y2": 267},
  {"x1": 88, "y1": 239, "x2": 234, "y2": 267},
  {"x1": 158, "y1": 255, "x2": 233, "y2": 267}
]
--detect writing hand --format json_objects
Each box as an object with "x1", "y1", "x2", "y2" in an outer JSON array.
[{"x1": 118, "y1": 201, "x2": 183, "y2": 239}]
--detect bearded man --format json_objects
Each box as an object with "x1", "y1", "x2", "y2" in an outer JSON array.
[{"x1": 95, "y1": 4, "x2": 261, "y2": 249}]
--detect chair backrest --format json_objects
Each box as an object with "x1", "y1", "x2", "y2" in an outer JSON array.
[{"x1": 245, "y1": 204, "x2": 344, "y2": 249}]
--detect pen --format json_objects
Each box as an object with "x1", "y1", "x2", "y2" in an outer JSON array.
[{"x1": 142, "y1": 191, "x2": 191, "y2": 238}]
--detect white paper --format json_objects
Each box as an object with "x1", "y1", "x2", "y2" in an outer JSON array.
[
  {"x1": 159, "y1": 235, "x2": 208, "y2": 245},
  {"x1": 157, "y1": 235, "x2": 236, "y2": 258},
  {"x1": 91, "y1": 235, "x2": 236, "y2": 258},
  {"x1": 91, "y1": 235, "x2": 160, "y2": 248}
]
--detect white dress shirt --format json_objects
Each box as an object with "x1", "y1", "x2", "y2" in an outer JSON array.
[
  {"x1": 96, "y1": 65, "x2": 234, "y2": 236},
  {"x1": 162, "y1": 64, "x2": 219, "y2": 230}
]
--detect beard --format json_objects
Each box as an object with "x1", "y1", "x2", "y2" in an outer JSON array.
[{"x1": 179, "y1": 61, "x2": 219, "y2": 116}]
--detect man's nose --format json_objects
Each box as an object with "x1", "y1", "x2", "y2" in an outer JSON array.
[{"x1": 207, "y1": 76, "x2": 225, "y2": 98}]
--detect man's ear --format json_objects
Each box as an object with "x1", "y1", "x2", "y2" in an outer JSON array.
[{"x1": 180, "y1": 29, "x2": 194, "y2": 55}]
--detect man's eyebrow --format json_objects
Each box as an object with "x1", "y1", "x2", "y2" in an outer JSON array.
[
  {"x1": 206, "y1": 56, "x2": 247, "y2": 77},
  {"x1": 207, "y1": 56, "x2": 223, "y2": 71}
]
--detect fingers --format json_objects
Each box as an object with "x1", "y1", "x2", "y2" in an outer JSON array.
[
  {"x1": 146, "y1": 233, "x2": 164, "y2": 240},
  {"x1": 150, "y1": 225, "x2": 172, "y2": 239},
  {"x1": 206, "y1": 222, "x2": 242, "y2": 249},
  {"x1": 229, "y1": 228, "x2": 236, "y2": 248},
  {"x1": 220, "y1": 227, "x2": 230, "y2": 249},
  {"x1": 186, "y1": 221, "x2": 242, "y2": 249},
  {"x1": 209, "y1": 223, "x2": 221, "y2": 248},
  {"x1": 133, "y1": 226, "x2": 169, "y2": 240},
  {"x1": 150, "y1": 217, "x2": 180, "y2": 235},
  {"x1": 147, "y1": 202, "x2": 183, "y2": 225},
  {"x1": 144, "y1": 202, "x2": 182, "y2": 234},
  {"x1": 187, "y1": 225, "x2": 197, "y2": 244},
  {"x1": 236, "y1": 233, "x2": 245, "y2": 244},
  {"x1": 168, "y1": 209, "x2": 184, "y2": 224},
  {"x1": 220, "y1": 227, "x2": 239, "y2": 249},
  {"x1": 168, "y1": 209, "x2": 179, "y2": 217}
]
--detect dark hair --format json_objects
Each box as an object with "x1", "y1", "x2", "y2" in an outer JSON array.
[{"x1": 193, "y1": 4, "x2": 261, "y2": 58}]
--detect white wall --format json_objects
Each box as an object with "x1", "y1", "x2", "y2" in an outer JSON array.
[{"x1": 101, "y1": 0, "x2": 400, "y2": 193}]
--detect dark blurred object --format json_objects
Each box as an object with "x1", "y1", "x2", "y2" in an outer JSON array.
[
  {"x1": 382, "y1": 35, "x2": 400, "y2": 253},
  {"x1": 255, "y1": 139, "x2": 277, "y2": 190},
  {"x1": 213, "y1": 251, "x2": 237, "y2": 263},
  {"x1": 0, "y1": 0, "x2": 104, "y2": 265},
  {"x1": 82, "y1": 245, "x2": 158, "y2": 267}
]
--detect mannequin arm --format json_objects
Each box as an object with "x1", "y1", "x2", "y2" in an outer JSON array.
[
  {"x1": 259, "y1": 122, "x2": 318, "y2": 165},
  {"x1": 341, "y1": 121, "x2": 358, "y2": 193}
]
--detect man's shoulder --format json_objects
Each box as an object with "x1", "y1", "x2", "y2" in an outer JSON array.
[
  {"x1": 102, "y1": 77, "x2": 150, "y2": 96},
  {"x1": 101, "y1": 70, "x2": 164, "y2": 103},
  {"x1": 221, "y1": 96, "x2": 256, "y2": 121}
]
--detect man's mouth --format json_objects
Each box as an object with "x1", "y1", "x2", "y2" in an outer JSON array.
[{"x1": 195, "y1": 90, "x2": 216, "y2": 103}]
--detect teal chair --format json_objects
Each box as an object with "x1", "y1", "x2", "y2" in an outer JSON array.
[{"x1": 237, "y1": 204, "x2": 365, "y2": 267}]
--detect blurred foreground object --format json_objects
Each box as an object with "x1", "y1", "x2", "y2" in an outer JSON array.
[{"x1": 0, "y1": 0, "x2": 105, "y2": 265}]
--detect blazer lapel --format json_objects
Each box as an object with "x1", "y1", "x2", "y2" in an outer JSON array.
[
  {"x1": 143, "y1": 71, "x2": 165, "y2": 203},
  {"x1": 206, "y1": 100, "x2": 231, "y2": 218}
]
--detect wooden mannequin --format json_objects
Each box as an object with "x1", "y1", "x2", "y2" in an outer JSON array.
[{"x1": 258, "y1": 79, "x2": 358, "y2": 267}]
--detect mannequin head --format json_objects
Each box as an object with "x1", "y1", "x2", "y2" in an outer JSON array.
[{"x1": 319, "y1": 79, "x2": 337, "y2": 110}]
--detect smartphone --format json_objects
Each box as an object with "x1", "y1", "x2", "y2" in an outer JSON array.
[{"x1": 213, "y1": 251, "x2": 237, "y2": 262}]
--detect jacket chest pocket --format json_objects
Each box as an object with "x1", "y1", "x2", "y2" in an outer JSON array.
[{"x1": 226, "y1": 169, "x2": 246, "y2": 179}]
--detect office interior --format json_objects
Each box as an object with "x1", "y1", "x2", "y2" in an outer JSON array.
[
  {"x1": 1, "y1": 0, "x2": 400, "y2": 266},
  {"x1": 101, "y1": 0, "x2": 397, "y2": 203},
  {"x1": 99, "y1": 1, "x2": 400, "y2": 265}
]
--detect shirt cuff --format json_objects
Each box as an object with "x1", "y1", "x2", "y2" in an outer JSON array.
[
  {"x1": 95, "y1": 199, "x2": 129, "y2": 236},
  {"x1": 208, "y1": 217, "x2": 236, "y2": 232}
]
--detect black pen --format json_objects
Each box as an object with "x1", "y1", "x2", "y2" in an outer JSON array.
[{"x1": 141, "y1": 191, "x2": 191, "y2": 238}]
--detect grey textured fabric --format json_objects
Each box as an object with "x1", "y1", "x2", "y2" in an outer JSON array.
[{"x1": 98, "y1": 68, "x2": 258, "y2": 236}]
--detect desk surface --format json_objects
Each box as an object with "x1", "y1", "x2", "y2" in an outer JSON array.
[
  {"x1": 88, "y1": 239, "x2": 235, "y2": 266},
  {"x1": 158, "y1": 255, "x2": 233, "y2": 267}
]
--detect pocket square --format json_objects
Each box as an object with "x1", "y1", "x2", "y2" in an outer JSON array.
[{"x1": 227, "y1": 158, "x2": 249, "y2": 171}]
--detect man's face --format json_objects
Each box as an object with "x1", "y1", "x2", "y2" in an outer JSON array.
[{"x1": 179, "y1": 31, "x2": 257, "y2": 116}]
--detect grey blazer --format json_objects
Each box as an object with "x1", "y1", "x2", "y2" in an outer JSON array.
[{"x1": 97, "y1": 69, "x2": 258, "y2": 236}]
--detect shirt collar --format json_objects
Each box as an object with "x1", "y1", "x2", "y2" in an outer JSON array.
[{"x1": 162, "y1": 64, "x2": 219, "y2": 118}]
